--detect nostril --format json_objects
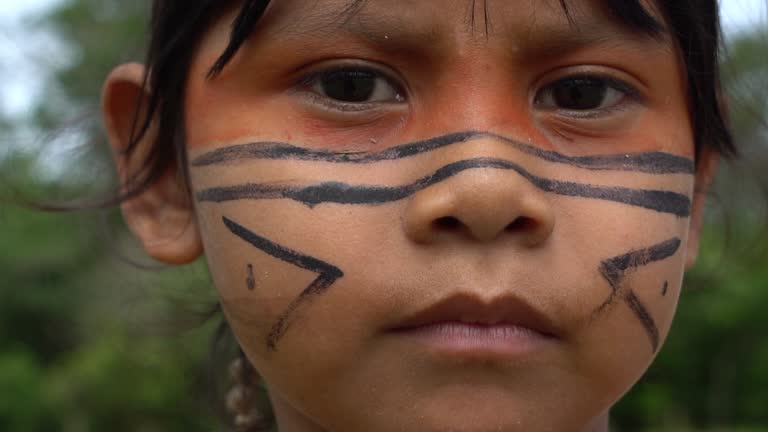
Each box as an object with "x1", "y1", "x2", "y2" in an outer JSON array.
[
  {"x1": 433, "y1": 216, "x2": 463, "y2": 231},
  {"x1": 506, "y1": 217, "x2": 536, "y2": 232}
]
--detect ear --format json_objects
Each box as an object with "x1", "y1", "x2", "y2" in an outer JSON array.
[
  {"x1": 685, "y1": 148, "x2": 719, "y2": 270},
  {"x1": 102, "y1": 63, "x2": 203, "y2": 264}
]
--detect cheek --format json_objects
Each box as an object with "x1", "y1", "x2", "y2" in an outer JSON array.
[
  {"x1": 194, "y1": 194, "x2": 399, "y2": 355},
  {"x1": 549, "y1": 189, "x2": 692, "y2": 396},
  {"x1": 194, "y1": 196, "x2": 415, "y2": 428},
  {"x1": 185, "y1": 88, "x2": 288, "y2": 149}
]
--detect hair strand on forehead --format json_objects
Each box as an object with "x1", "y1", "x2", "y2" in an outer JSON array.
[{"x1": 208, "y1": 0, "x2": 272, "y2": 78}]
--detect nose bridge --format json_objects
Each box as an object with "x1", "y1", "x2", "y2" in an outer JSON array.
[
  {"x1": 402, "y1": 134, "x2": 556, "y2": 246},
  {"x1": 427, "y1": 51, "x2": 533, "y2": 135}
]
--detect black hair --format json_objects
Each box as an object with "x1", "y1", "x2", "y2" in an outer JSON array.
[{"x1": 122, "y1": 0, "x2": 734, "y2": 204}]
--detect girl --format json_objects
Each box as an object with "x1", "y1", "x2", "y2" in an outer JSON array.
[{"x1": 101, "y1": 0, "x2": 734, "y2": 430}]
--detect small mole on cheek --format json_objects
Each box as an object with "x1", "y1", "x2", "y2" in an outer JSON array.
[
  {"x1": 246, "y1": 264, "x2": 256, "y2": 291},
  {"x1": 662, "y1": 281, "x2": 669, "y2": 296}
]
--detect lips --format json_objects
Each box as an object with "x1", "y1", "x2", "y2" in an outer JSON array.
[
  {"x1": 390, "y1": 292, "x2": 559, "y2": 338},
  {"x1": 386, "y1": 293, "x2": 560, "y2": 359}
]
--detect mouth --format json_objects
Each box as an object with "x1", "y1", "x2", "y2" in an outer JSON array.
[{"x1": 388, "y1": 293, "x2": 559, "y2": 360}]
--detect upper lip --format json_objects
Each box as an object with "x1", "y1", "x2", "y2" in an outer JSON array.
[{"x1": 390, "y1": 292, "x2": 560, "y2": 338}]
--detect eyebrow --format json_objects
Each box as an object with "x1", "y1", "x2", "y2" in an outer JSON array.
[
  {"x1": 513, "y1": 23, "x2": 668, "y2": 61},
  {"x1": 259, "y1": 1, "x2": 452, "y2": 59},
  {"x1": 250, "y1": 0, "x2": 670, "y2": 60},
  {"x1": 210, "y1": 0, "x2": 670, "y2": 78}
]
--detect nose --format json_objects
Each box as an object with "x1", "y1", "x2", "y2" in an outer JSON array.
[{"x1": 402, "y1": 158, "x2": 555, "y2": 246}]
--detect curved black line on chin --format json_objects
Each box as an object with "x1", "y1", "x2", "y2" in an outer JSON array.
[
  {"x1": 197, "y1": 158, "x2": 692, "y2": 217},
  {"x1": 191, "y1": 130, "x2": 695, "y2": 175}
]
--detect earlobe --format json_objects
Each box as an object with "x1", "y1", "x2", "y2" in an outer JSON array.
[
  {"x1": 685, "y1": 148, "x2": 719, "y2": 270},
  {"x1": 102, "y1": 63, "x2": 203, "y2": 265}
]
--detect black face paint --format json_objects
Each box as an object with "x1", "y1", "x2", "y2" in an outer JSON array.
[
  {"x1": 594, "y1": 238, "x2": 682, "y2": 352},
  {"x1": 197, "y1": 157, "x2": 692, "y2": 217},
  {"x1": 197, "y1": 132, "x2": 694, "y2": 352},
  {"x1": 662, "y1": 280, "x2": 669, "y2": 296},
  {"x1": 246, "y1": 264, "x2": 256, "y2": 291},
  {"x1": 192, "y1": 130, "x2": 695, "y2": 175},
  {"x1": 223, "y1": 217, "x2": 344, "y2": 352}
]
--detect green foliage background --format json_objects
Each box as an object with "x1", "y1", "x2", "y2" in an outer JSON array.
[{"x1": 0, "y1": 1, "x2": 766, "y2": 430}]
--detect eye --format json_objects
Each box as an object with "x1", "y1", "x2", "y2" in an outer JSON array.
[
  {"x1": 535, "y1": 75, "x2": 637, "y2": 113},
  {"x1": 305, "y1": 67, "x2": 406, "y2": 105}
]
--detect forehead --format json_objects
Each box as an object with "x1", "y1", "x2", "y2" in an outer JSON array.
[{"x1": 252, "y1": 0, "x2": 666, "y2": 45}]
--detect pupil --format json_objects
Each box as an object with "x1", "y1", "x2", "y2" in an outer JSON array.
[
  {"x1": 553, "y1": 79, "x2": 607, "y2": 110},
  {"x1": 322, "y1": 71, "x2": 376, "y2": 103}
]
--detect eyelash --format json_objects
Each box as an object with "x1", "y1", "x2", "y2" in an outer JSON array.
[
  {"x1": 296, "y1": 65, "x2": 406, "y2": 112},
  {"x1": 534, "y1": 74, "x2": 644, "y2": 118},
  {"x1": 295, "y1": 64, "x2": 643, "y2": 118}
]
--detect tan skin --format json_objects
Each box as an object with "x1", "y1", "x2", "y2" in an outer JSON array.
[{"x1": 103, "y1": 0, "x2": 718, "y2": 431}]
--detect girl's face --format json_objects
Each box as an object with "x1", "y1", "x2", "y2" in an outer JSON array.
[{"x1": 107, "y1": 0, "x2": 715, "y2": 430}]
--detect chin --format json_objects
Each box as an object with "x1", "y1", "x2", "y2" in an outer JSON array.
[{"x1": 374, "y1": 389, "x2": 605, "y2": 432}]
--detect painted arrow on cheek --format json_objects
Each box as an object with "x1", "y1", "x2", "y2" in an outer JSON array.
[
  {"x1": 594, "y1": 237, "x2": 682, "y2": 353},
  {"x1": 223, "y1": 217, "x2": 344, "y2": 352}
]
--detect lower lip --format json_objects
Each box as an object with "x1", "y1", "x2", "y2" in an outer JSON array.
[{"x1": 392, "y1": 322, "x2": 552, "y2": 359}]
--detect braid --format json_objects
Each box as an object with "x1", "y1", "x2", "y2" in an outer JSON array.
[{"x1": 226, "y1": 352, "x2": 268, "y2": 432}]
